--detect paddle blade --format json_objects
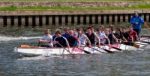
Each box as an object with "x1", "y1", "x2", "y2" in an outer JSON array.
[
  {"x1": 84, "y1": 50, "x2": 91, "y2": 54},
  {"x1": 133, "y1": 44, "x2": 140, "y2": 48},
  {"x1": 111, "y1": 46, "x2": 122, "y2": 51},
  {"x1": 20, "y1": 44, "x2": 31, "y2": 48},
  {"x1": 103, "y1": 49, "x2": 114, "y2": 53},
  {"x1": 141, "y1": 41, "x2": 150, "y2": 44},
  {"x1": 77, "y1": 47, "x2": 91, "y2": 54}
]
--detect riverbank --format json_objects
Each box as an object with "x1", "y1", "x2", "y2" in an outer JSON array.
[
  {"x1": 0, "y1": 0, "x2": 149, "y2": 2},
  {"x1": 0, "y1": 1, "x2": 149, "y2": 15}
]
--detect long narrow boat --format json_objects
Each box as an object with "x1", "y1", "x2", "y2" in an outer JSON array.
[{"x1": 14, "y1": 37, "x2": 149, "y2": 56}]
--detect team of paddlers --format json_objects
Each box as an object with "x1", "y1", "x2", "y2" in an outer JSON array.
[
  {"x1": 39, "y1": 12, "x2": 144, "y2": 48},
  {"x1": 38, "y1": 25, "x2": 139, "y2": 48}
]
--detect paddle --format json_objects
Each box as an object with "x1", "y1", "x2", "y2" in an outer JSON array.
[
  {"x1": 136, "y1": 40, "x2": 148, "y2": 44},
  {"x1": 91, "y1": 47, "x2": 106, "y2": 53},
  {"x1": 122, "y1": 41, "x2": 140, "y2": 48},
  {"x1": 111, "y1": 47, "x2": 122, "y2": 51},
  {"x1": 56, "y1": 42, "x2": 73, "y2": 55},
  {"x1": 95, "y1": 46, "x2": 115, "y2": 53},
  {"x1": 75, "y1": 47, "x2": 91, "y2": 54},
  {"x1": 140, "y1": 40, "x2": 150, "y2": 44},
  {"x1": 109, "y1": 44, "x2": 122, "y2": 51}
]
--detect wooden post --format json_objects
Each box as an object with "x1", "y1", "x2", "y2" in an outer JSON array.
[
  {"x1": 45, "y1": 15, "x2": 49, "y2": 26},
  {"x1": 10, "y1": 16, "x2": 14, "y2": 27},
  {"x1": 18, "y1": 16, "x2": 22, "y2": 27},
  {"x1": 32, "y1": 16, "x2": 36, "y2": 27}
]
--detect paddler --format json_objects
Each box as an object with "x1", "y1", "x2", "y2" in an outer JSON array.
[
  {"x1": 114, "y1": 27, "x2": 127, "y2": 43},
  {"x1": 105, "y1": 26, "x2": 118, "y2": 44},
  {"x1": 61, "y1": 27, "x2": 78, "y2": 47},
  {"x1": 38, "y1": 29, "x2": 53, "y2": 47},
  {"x1": 67, "y1": 29, "x2": 78, "y2": 47},
  {"x1": 98, "y1": 25, "x2": 110, "y2": 45},
  {"x1": 85, "y1": 26, "x2": 100, "y2": 46},
  {"x1": 53, "y1": 30, "x2": 70, "y2": 48},
  {"x1": 128, "y1": 27, "x2": 139, "y2": 42},
  {"x1": 122, "y1": 27, "x2": 139, "y2": 47},
  {"x1": 76, "y1": 28, "x2": 91, "y2": 47},
  {"x1": 130, "y1": 11, "x2": 144, "y2": 37},
  {"x1": 62, "y1": 27, "x2": 70, "y2": 39},
  {"x1": 122, "y1": 27, "x2": 130, "y2": 42}
]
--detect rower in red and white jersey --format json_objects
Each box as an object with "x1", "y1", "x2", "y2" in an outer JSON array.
[
  {"x1": 121, "y1": 27, "x2": 139, "y2": 47},
  {"x1": 128, "y1": 27, "x2": 139, "y2": 42},
  {"x1": 122, "y1": 26, "x2": 138, "y2": 42}
]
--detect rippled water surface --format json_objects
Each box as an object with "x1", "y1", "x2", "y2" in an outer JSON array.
[{"x1": 0, "y1": 31, "x2": 150, "y2": 76}]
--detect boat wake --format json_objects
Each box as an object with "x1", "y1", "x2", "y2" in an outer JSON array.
[
  {"x1": 17, "y1": 55, "x2": 62, "y2": 61},
  {"x1": 0, "y1": 35, "x2": 41, "y2": 42}
]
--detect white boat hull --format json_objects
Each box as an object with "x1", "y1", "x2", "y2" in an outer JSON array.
[
  {"x1": 14, "y1": 36, "x2": 150, "y2": 56},
  {"x1": 14, "y1": 42, "x2": 147, "y2": 56}
]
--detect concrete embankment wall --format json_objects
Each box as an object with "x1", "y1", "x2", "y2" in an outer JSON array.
[
  {"x1": 0, "y1": 1, "x2": 149, "y2": 27},
  {"x1": 0, "y1": 11, "x2": 150, "y2": 27}
]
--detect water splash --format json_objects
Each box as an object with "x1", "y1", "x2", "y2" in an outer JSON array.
[{"x1": 0, "y1": 35, "x2": 41, "y2": 42}]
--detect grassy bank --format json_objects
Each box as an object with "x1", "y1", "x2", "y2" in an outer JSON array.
[
  {"x1": 0, "y1": 3, "x2": 150, "y2": 11},
  {"x1": 0, "y1": 0, "x2": 149, "y2": 2}
]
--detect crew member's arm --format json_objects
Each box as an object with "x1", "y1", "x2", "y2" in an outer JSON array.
[
  {"x1": 131, "y1": 36, "x2": 134, "y2": 42},
  {"x1": 129, "y1": 32, "x2": 134, "y2": 42},
  {"x1": 94, "y1": 32, "x2": 101, "y2": 46},
  {"x1": 112, "y1": 34, "x2": 119, "y2": 43},
  {"x1": 39, "y1": 39, "x2": 47, "y2": 43},
  {"x1": 63, "y1": 37, "x2": 70, "y2": 48},
  {"x1": 104, "y1": 35, "x2": 110, "y2": 45},
  {"x1": 135, "y1": 32, "x2": 139, "y2": 41},
  {"x1": 84, "y1": 34, "x2": 92, "y2": 47},
  {"x1": 140, "y1": 17, "x2": 144, "y2": 25},
  {"x1": 39, "y1": 37, "x2": 50, "y2": 43},
  {"x1": 122, "y1": 36, "x2": 128, "y2": 42}
]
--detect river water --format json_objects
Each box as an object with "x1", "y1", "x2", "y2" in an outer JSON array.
[{"x1": 0, "y1": 30, "x2": 150, "y2": 76}]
